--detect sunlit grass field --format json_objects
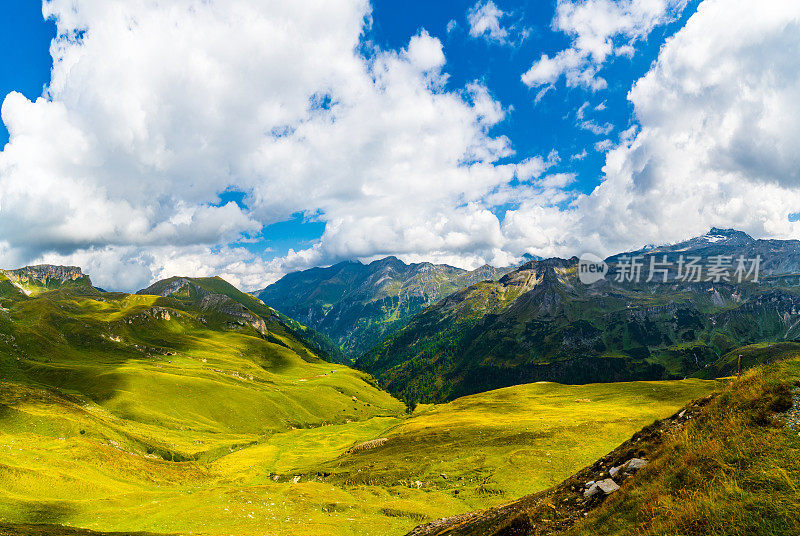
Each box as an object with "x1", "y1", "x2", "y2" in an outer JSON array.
[
  {"x1": 0, "y1": 283, "x2": 719, "y2": 535},
  {"x1": 0, "y1": 378, "x2": 716, "y2": 536}
]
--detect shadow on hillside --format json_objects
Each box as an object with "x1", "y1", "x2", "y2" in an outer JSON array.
[
  {"x1": 0, "y1": 522, "x2": 168, "y2": 536},
  {"x1": 19, "y1": 501, "x2": 76, "y2": 525}
]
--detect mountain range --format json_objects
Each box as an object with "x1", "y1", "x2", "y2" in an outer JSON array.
[
  {"x1": 7, "y1": 228, "x2": 800, "y2": 407},
  {"x1": 606, "y1": 227, "x2": 800, "y2": 279},
  {"x1": 257, "y1": 256, "x2": 513, "y2": 360},
  {"x1": 357, "y1": 229, "x2": 800, "y2": 403},
  {"x1": 0, "y1": 265, "x2": 361, "y2": 418}
]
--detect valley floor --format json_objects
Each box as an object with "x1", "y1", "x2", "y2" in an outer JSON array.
[{"x1": 0, "y1": 376, "x2": 716, "y2": 536}]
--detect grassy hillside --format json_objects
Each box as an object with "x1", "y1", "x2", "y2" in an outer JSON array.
[
  {"x1": 570, "y1": 359, "x2": 800, "y2": 536},
  {"x1": 137, "y1": 275, "x2": 346, "y2": 363},
  {"x1": 257, "y1": 257, "x2": 512, "y2": 360},
  {"x1": 0, "y1": 274, "x2": 717, "y2": 536},
  {"x1": 406, "y1": 354, "x2": 800, "y2": 536},
  {"x1": 697, "y1": 341, "x2": 800, "y2": 379}
]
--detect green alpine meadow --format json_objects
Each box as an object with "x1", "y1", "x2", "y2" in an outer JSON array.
[{"x1": 0, "y1": 265, "x2": 719, "y2": 535}]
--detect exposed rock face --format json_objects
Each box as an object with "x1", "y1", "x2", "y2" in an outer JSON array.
[
  {"x1": 604, "y1": 457, "x2": 648, "y2": 487},
  {"x1": 138, "y1": 277, "x2": 206, "y2": 298},
  {"x1": 197, "y1": 294, "x2": 268, "y2": 334},
  {"x1": 346, "y1": 437, "x2": 388, "y2": 454},
  {"x1": 497, "y1": 257, "x2": 577, "y2": 290},
  {"x1": 1, "y1": 265, "x2": 90, "y2": 288},
  {"x1": 136, "y1": 277, "x2": 270, "y2": 335},
  {"x1": 623, "y1": 458, "x2": 648, "y2": 472},
  {"x1": 123, "y1": 306, "x2": 176, "y2": 323}
]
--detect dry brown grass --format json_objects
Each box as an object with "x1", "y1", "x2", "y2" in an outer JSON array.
[{"x1": 346, "y1": 437, "x2": 389, "y2": 454}]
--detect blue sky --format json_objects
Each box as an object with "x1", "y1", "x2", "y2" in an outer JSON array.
[
  {"x1": 0, "y1": 0, "x2": 798, "y2": 291},
  {"x1": 0, "y1": 1, "x2": 55, "y2": 147}
]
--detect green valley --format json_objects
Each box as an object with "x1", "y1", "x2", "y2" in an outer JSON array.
[{"x1": 1, "y1": 0, "x2": 796, "y2": 533}]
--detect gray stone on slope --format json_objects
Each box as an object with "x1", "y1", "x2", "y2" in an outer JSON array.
[
  {"x1": 583, "y1": 478, "x2": 619, "y2": 498},
  {"x1": 610, "y1": 457, "x2": 648, "y2": 480},
  {"x1": 623, "y1": 458, "x2": 648, "y2": 472},
  {"x1": 596, "y1": 479, "x2": 620, "y2": 494}
]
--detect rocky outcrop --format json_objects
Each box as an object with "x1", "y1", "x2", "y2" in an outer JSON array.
[
  {"x1": 346, "y1": 437, "x2": 388, "y2": 454},
  {"x1": 135, "y1": 277, "x2": 268, "y2": 334},
  {"x1": 583, "y1": 478, "x2": 620, "y2": 498},
  {"x1": 138, "y1": 277, "x2": 207, "y2": 298},
  {"x1": 122, "y1": 306, "x2": 178, "y2": 324},
  {"x1": 582, "y1": 458, "x2": 648, "y2": 499},
  {"x1": 1, "y1": 265, "x2": 90, "y2": 288},
  {"x1": 197, "y1": 294, "x2": 268, "y2": 334}
]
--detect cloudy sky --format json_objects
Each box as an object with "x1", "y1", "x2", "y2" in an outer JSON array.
[{"x1": 1, "y1": 0, "x2": 799, "y2": 292}]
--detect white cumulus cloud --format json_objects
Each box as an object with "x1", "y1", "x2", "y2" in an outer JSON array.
[
  {"x1": 467, "y1": 0, "x2": 528, "y2": 45},
  {"x1": 522, "y1": 0, "x2": 688, "y2": 91},
  {"x1": 468, "y1": 1, "x2": 509, "y2": 43}
]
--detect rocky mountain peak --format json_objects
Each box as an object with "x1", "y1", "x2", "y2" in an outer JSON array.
[
  {"x1": 369, "y1": 256, "x2": 406, "y2": 271},
  {"x1": 1, "y1": 264, "x2": 90, "y2": 287},
  {"x1": 703, "y1": 227, "x2": 754, "y2": 243},
  {"x1": 500, "y1": 257, "x2": 576, "y2": 286},
  {"x1": 137, "y1": 277, "x2": 206, "y2": 298}
]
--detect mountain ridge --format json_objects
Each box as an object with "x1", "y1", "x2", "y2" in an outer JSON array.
[
  {"x1": 358, "y1": 230, "x2": 800, "y2": 403},
  {"x1": 136, "y1": 274, "x2": 345, "y2": 363},
  {"x1": 606, "y1": 227, "x2": 800, "y2": 277},
  {"x1": 257, "y1": 256, "x2": 514, "y2": 359}
]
